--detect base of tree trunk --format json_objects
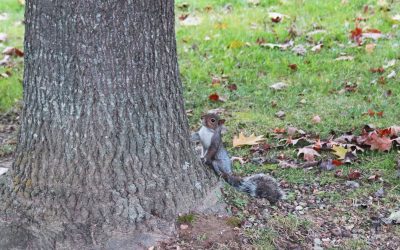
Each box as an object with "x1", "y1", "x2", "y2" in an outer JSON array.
[
  {"x1": 0, "y1": 182, "x2": 227, "y2": 249},
  {"x1": 195, "y1": 181, "x2": 230, "y2": 216},
  {"x1": 0, "y1": 216, "x2": 175, "y2": 249}
]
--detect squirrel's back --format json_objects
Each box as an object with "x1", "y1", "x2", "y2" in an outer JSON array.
[{"x1": 230, "y1": 173, "x2": 284, "y2": 204}]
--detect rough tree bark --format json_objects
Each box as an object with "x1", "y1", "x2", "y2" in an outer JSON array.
[{"x1": 0, "y1": 0, "x2": 216, "y2": 248}]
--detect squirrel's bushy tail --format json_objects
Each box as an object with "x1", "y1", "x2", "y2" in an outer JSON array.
[{"x1": 222, "y1": 173, "x2": 285, "y2": 204}]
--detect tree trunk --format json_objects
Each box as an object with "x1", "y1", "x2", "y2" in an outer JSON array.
[{"x1": 0, "y1": 0, "x2": 216, "y2": 248}]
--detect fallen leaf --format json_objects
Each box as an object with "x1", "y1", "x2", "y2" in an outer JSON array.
[
  {"x1": 306, "y1": 29, "x2": 327, "y2": 36},
  {"x1": 383, "y1": 59, "x2": 396, "y2": 69},
  {"x1": 332, "y1": 145, "x2": 349, "y2": 160},
  {"x1": 368, "y1": 174, "x2": 380, "y2": 181},
  {"x1": 214, "y1": 22, "x2": 228, "y2": 30},
  {"x1": 365, "y1": 43, "x2": 376, "y2": 53},
  {"x1": 335, "y1": 55, "x2": 354, "y2": 61},
  {"x1": 292, "y1": 44, "x2": 307, "y2": 56},
  {"x1": 273, "y1": 127, "x2": 286, "y2": 134},
  {"x1": 275, "y1": 110, "x2": 285, "y2": 118},
  {"x1": 2, "y1": 47, "x2": 24, "y2": 57},
  {"x1": 0, "y1": 55, "x2": 11, "y2": 66},
  {"x1": 288, "y1": 64, "x2": 297, "y2": 71},
  {"x1": 270, "y1": 82, "x2": 288, "y2": 90},
  {"x1": 334, "y1": 134, "x2": 355, "y2": 144},
  {"x1": 179, "y1": 14, "x2": 189, "y2": 21},
  {"x1": 350, "y1": 27, "x2": 363, "y2": 45},
  {"x1": 231, "y1": 156, "x2": 247, "y2": 165},
  {"x1": 335, "y1": 169, "x2": 343, "y2": 177},
  {"x1": 180, "y1": 16, "x2": 201, "y2": 26},
  {"x1": 364, "y1": 132, "x2": 392, "y2": 152},
  {"x1": 312, "y1": 115, "x2": 321, "y2": 124},
  {"x1": 298, "y1": 147, "x2": 320, "y2": 162},
  {"x1": 385, "y1": 211, "x2": 400, "y2": 224},
  {"x1": 208, "y1": 93, "x2": 220, "y2": 102},
  {"x1": 332, "y1": 159, "x2": 344, "y2": 166},
  {"x1": 204, "y1": 6, "x2": 213, "y2": 12},
  {"x1": 348, "y1": 170, "x2": 361, "y2": 180},
  {"x1": 0, "y1": 167, "x2": 8, "y2": 176},
  {"x1": 207, "y1": 107, "x2": 225, "y2": 115},
  {"x1": 268, "y1": 12, "x2": 289, "y2": 22},
  {"x1": 363, "y1": 32, "x2": 384, "y2": 40},
  {"x1": 0, "y1": 13, "x2": 9, "y2": 21},
  {"x1": 311, "y1": 44, "x2": 323, "y2": 52},
  {"x1": 271, "y1": 16, "x2": 282, "y2": 23},
  {"x1": 278, "y1": 160, "x2": 299, "y2": 169},
  {"x1": 226, "y1": 84, "x2": 237, "y2": 91},
  {"x1": 346, "y1": 180, "x2": 360, "y2": 188},
  {"x1": 247, "y1": 0, "x2": 260, "y2": 5},
  {"x1": 370, "y1": 67, "x2": 384, "y2": 73},
  {"x1": 256, "y1": 37, "x2": 266, "y2": 45},
  {"x1": 389, "y1": 126, "x2": 400, "y2": 136},
  {"x1": 365, "y1": 28, "x2": 381, "y2": 33},
  {"x1": 228, "y1": 40, "x2": 244, "y2": 49},
  {"x1": 392, "y1": 14, "x2": 400, "y2": 22},
  {"x1": 286, "y1": 137, "x2": 308, "y2": 146},
  {"x1": 233, "y1": 132, "x2": 265, "y2": 147},
  {"x1": 260, "y1": 40, "x2": 294, "y2": 50},
  {"x1": 0, "y1": 33, "x2": 7, "y2": 43},
  {"x1": 387, "y1": 70, "x2": 396, "y2": 79},
  {"x1": 366, "y1": 109, "x2": 375, "y2": 117},
  {"x1": 211, "y1": 77, "x2": 221, "y2": 86}
]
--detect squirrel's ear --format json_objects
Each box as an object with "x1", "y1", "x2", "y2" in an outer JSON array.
[{"x1": 218, "y1": 119, "x2": 225, "y2": 125}]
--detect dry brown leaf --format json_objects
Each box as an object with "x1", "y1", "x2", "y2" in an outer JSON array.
[
  {"x1": 365, "y1": 43, "x2": 376, "y2": 54},
  {"x1": 180, "y1": 16, "x2": 201, "y2": 26},
  {"x1": 298, "y1": 147, "x2": 320, "y2": 162},
  {"x1": 0, "y1": 33, "x2": 7, "y2": 43},
  {"x1": 335, "y1": 55, "x2": 354, "y2": 61},
  {"x1": 389, "y1": 126, "x2": 400, "y2": 136},
  {"x1": 312, "y1": 115, "x2": 321, "y2": 124},
  {"x1": 233, "y1": 132, "x2": 264, "y2": 147},
  {"x1": 270, "y1": 82, "x2": 288, "y2": 90},
  {"x1": 311, "y1": 44, "x2": 323, "y2": 52},
  {"x1": 268, "y1": 12, "x2": 290, "y2": 22},
  {"x1": 365, "y1": 132, "x2": 392, "y2": 152}
]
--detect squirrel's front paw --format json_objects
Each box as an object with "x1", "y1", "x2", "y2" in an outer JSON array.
[{"x1": 202, "y1": 158, "x2": 212, "y2": 166}]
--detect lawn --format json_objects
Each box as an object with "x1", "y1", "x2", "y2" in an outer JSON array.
[{"x1": 1, "y1": 0, "x2": 400, "y2": 248}]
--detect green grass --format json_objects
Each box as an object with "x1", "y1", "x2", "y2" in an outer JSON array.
[
  {"x1": 177, "y1": 213, "x2": 197, "y2": 224},
  {"x1": 0, "y1": 0, "x2": 24, "y2": 112},
  {"x1": 178, "y1": 0, "x2": 400, "y2": 137},
  {"x1": 176, "y1": 0, "x2": 400, "y2": 206}
]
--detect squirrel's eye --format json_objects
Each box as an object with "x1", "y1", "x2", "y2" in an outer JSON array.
[{"x1": 210, "y1": 118, "x2": 216, "y2": 123}]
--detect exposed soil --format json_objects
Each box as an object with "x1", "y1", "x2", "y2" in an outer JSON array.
[
  {"x1": 0, "y1": 108, "x2": 19, "y2": 172},
  {"x1": 160, "y1": 215, "x2": 251, "y2": 250}
]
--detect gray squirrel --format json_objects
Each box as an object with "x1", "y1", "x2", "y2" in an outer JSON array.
[{"x1": 191, "y1": 113, "x2": 284, "y2": 204}]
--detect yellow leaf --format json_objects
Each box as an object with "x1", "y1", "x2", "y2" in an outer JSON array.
[
  {"x1": 228, "y1": 40, "x2": 244, "y2": 49},
  {"x1": 332, "y1": 145, "x2": 350, "y2": 160},
  {"x1": 214, "y1": 23, "x2": 228, "y2": 30},
  {"x1": 18, "y1": 0, "x2": 25, "y2": 5},
  {"x1": 233, "y1": 132, "x2": 264, "y2": 147}
]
